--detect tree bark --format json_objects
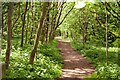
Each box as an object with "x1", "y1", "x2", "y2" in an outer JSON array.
[
  {"x1": 29, "y1": 2, "x2": 50, "y2": 64},
  {"x1": 105, "y1": 1, "x2": 108, "y2": 65},
  {"x1": 25, "y1": 9, "x2": 29, "y2": 44},
  {"x1": 2, "y1": 10, "x2": 3, "y2": 36},
  {"x1": 12, "y1": 3, "x2": 20, "y2": 28},
  {"x1": 21, "y1": 2, "x2": 28, "y2": 47},
  {"x1": 45, "y1": 3, "x2": 50, "y2": 44},
  {"x1": 5, "y1": 2, "x2": 13, "y2": 69}
]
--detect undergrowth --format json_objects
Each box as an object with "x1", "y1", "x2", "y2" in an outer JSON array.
[
  {"x1": 1, "y1": 40, "x2": 62, "y2": 79},
  {"x1": 71, "y1": 41, "x2": 120, "y2": 80}
]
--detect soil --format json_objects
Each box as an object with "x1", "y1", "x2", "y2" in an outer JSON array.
[{"x1": 57, "y1": 40, "x2": 95, "y2": 80}]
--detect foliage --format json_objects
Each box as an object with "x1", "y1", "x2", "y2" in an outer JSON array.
[
  {"x1": 39, "y1": 40, "x2": 62, "y2": 64},
  {"x1": 71, "y1": 41, "x2": 118, "y2": 66},
  {"x1": 1, "y1": 1, "x2": 120, "y2": 80},
  {"x1": 1, "y1": 40, "x2": 62, "y2": 79},
  {"x1": 85, "y1": 64, "x2": 120, "y2": 80},
  {"x1": 96, "y1": 64, "x2": 120, "y2": 79},
  {"x1": 71, "y1": 41, "x2": 120, "y2": 79},
  {"x1": 60, "y1": 2, "x2": 120, "y2": 47},
  {"x1": 63, "y1": 2, "x2": 120, "y2": 79}
]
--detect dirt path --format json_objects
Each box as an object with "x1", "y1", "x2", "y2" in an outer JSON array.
[{"x1": 57, "y1": 40, "x2": 95, "y2": 80}]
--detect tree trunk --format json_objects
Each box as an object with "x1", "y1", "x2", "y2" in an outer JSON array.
[
  {"x1": 21, "y1": 2, "x2": 28, "y2": 47},
  {"x1": 45, "y1": 4, "x2": 50, "y2": 44},
  {"x1": 45, "y1": 27, "x2": 49, "y2": 44},
  {"x1": 40, "y1": 26, "x2": 46, "y2": 44},
  {"x1": 29, "y1": 2, "x2": 50, "y2": 64},
  {"x1": 0, "y1": 2, "x2": 2, "y2": 57},
  {"x1": 2, "y1": 10, "x2": 3, "y2": 36},
  {"x1": 29, "y1": 2, "x2": 34, "y2": 45},
  {"x1": 5, "y1": 2, "x2": 13, "y2": 69},
  {"x1": 0, "y1": 2, "x2": 2, "y2": 33},
  {"x1": 29, "y1": 28, "x2": 33, "y2": 45},
  {"x1": 105, "y1": 2, "x2": 108, "y2": 65},
  {"x1": 25, "y1": 7, "x2": 29, "y2": 44}
]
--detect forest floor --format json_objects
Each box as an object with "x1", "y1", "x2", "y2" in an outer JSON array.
[{"x1": 57, "y1": 40, "x2": 95, "y2": 80}]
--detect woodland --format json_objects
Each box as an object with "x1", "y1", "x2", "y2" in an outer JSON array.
[{"x1": 0, "y1": 1, "x2": 120, "y2": 80}]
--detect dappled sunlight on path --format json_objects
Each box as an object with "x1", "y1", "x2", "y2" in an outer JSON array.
[{"x1": 57, "y1": 40, "x2": 95, "y2": 80}]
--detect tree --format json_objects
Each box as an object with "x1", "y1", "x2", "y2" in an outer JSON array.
[
  {"x1": 5, "y1": 2, "x2": 13, "y2": 69},
  {"x1": 105, "y1": 2, "x2": 108, "y2": 65},
  {"x1": 29, "y1": 2, "x2": 50, "y2": 64},
  {"x1": 0, "y1": 2, "x2": 1, "y2": 56},
  {"x1": 21, "y1": 2, "x2": 28, "y2": 47}
]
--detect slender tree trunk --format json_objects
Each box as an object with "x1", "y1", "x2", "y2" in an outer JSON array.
[
  {"x1": 0, "y1": 2, "x2": 2, "y2": 57},
  {"x1": 25, "y1": 12, "x2": 29, "y2": 44},
  {"x1": 29, "y1": 28, "x2": 33, "y2": 45},
  {"x1": 105, "y1": 1, "x2": 108, "y2": 65},
  {"x1": 49, "y1": 26, "x2": 53, "y2": 41},
  {"x1": 52, "y1": 30, "x2": 56, "y2": 40},
  {"x1": 49, "y1": 3, "x2": 58, "y2": 41},
  {"x1": 12, "y1": 3, "x2": 20, "y2": 28},
  {"x1": 29, "y1": 2, "x2": 33, "y2": 45},
  {"x1": 40, "y1": 26, "x2": 46, "y2": 44},
  {"x1": 5, "y1": 2, "x2": 13, "y2": 69},
  {"x1": 45, "y1": 4, "x2": 50, "y2": 44},
  {"x1": 25, "y1": 5, "x2": 30, "y2": 44},
  {"x1": 29, "y1": 2, "x2": 50, "y2": 64},
  {"x1": 50, "y1": 3, "x2": 64, "y2": 40},
  {"x1": 2, "y1": 10, "x2": 3, "y2": 36},
  {"x1": 21, "y1": 2, "x2": 28, "y2": 47},
  {"x1": 84, "y1": 22, "x2": 88, "y2": 43},
  {"x1": 49, "y1": 18, "x2": 54, "y2": 41},
  {"x1": 82, "y1": 31, "x2": 85, "y2": 46},
  {"x1": 45, "y1": 27, "x2": 49, "y2": 44}
]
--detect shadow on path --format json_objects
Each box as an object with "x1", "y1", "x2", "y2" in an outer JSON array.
[{"x1": 57, "y1": 40, "x2": 95, "y2": 80}]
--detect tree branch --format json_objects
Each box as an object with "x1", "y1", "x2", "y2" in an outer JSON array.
[
  {"x1": 55, "y1": 2, "x2": 65, "y2": 30},
  {"x1": 55, "y1": 5, "x2": 74, "y2": 30},
  {"x1": 106, "y1": 5, "x2": 120, "y2": 21},
  {"x1": 99, "y1": 2, "x2": 120, "y2": 21},
  {"x1": 106, "y1": 3, "x2": 120, "y2": 18}
]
